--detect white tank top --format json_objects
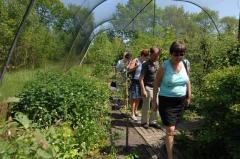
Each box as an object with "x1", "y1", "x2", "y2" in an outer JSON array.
[{"x1": 133, "y1": 58, "x2": 142, "y2": 80}]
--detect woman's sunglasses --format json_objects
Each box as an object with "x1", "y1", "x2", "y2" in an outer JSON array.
[
  {"x1": 173, "y1": 51, "x2": 185, "y2": 57},
  {"x1": 144, "y1": 54, "x2": 149, "y2": 57}
]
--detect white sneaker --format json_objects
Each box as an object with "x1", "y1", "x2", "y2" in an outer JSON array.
[
  {"x1": 135, "y1": 112, "x2": 142, "y2": 117},
  {"x1": 131, "y1": 115, "x2": 138, "y2": 121}
]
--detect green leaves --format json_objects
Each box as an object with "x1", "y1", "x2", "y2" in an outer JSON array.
[
  {"x1": 11, "y1": 71, "x2": 110, "y2": 156},
  {"x1": 14, "y1": 112, "x2": 31, "y2": 129},
  {"x1": 36, "y1": 149, "x2": 52, "y2": 159},
  {"x1": 190, "y1": 66, "x2": 240, "y2": 159},
  {"x1": 202, "y1": 66, "x2": 240, "y2": 108}
]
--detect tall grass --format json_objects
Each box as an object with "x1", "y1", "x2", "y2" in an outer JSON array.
[
  {"x1": 0, "y1": 69, "x2": 37, "y2": 101},
  {"x1": 70, "y1": 64, "x2": 94, "y2": 77},
  {"x1": 0, "y1": 64, "x2": 95, "y2": 101}
]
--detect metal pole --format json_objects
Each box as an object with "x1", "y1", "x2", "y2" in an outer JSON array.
[
  {"x1": 238, "y1": 12, "x2": 240, "y2": 41},
  {"x1": 0, "y1": 0, "x2": 35, "y2": 83},
  {"x1": 123, "y1": 0, "x2": 153, "y2": 30},
  {"x1": 122, "y1": 1, "x2": 153, "y2": 152},
  {"x1": 238, "y1": 0, "x2": 240, "y2": 41},
  {"x1": 153, "y1": 0, "x2": 156, "y2": 37},
  {"x1": 125, "y1": 69, "x2": 129, "y2": 152},
  {"x1": 237, "y1": 11, "x2": 240, "y2": 53}
]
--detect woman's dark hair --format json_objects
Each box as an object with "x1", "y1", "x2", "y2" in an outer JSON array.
[
  {"x1": 124, "y1": 52, "x2": 132, "y2": 59},
  {"x1": 170, "y1": 41, "x2": 186, "y2": 54},
  {"x1": 140, "y1": 49, "x2": 149, "y2": 57},
  {"x1": 150, "y1": 47, "x2": 161, "y2": 55}
]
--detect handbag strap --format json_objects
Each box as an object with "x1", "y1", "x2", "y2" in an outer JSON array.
[
  {"x1": 182, "y1": 59, "x2": 189, "y2": 75},
  {"x1": 182, "y1": 59, "x2": 189, "y2": 99}
]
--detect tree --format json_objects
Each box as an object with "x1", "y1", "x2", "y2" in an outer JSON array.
[
  {"x1": 34, "y1": 0, "x2": 65, "y2": 29},
  {"x1": 191, "y1": 8, "x2": 219, "y2": 34},
  {"x1": 0, "y1": 0, "x2": 95, "y2": 69},
  {"x1": 112, "y1": 0, "x2": 159, "y2": 33},
  {"x1": 220, "y1": 16, "x2": 238, "y2": 35},
  {"x1": 0, "y1": 0, "x2": 29, "y2": 68}
]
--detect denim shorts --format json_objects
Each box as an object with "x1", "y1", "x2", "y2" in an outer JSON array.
[{"x1": 129, "y1": 80, "x2": 141, "y2": 99}]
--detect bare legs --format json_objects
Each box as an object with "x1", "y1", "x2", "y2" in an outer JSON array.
[
  {"x1": 165, "y1": 126, "x2": 175, "y2": 159},
  {"x1": 130, "y1": 99, "x2": 140, "y2": 116}
]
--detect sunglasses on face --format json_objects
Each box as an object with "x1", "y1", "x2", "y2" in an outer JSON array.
[
  {"x1": 172, "y1": 52, "x2": 185, "y2": 57},
  {"x1": 144, "y1": 54, "x2": 149, "y2": 57}
]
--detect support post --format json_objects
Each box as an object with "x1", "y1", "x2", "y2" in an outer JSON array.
[
  {"x1": 153, "y1": 0, "x2": 156, "y2": 37},
  {"x1": 238, "y1": 12, "x2": 240, "y2": 41},
  {"x1": 125, "y1": 70, "x2": 129, "y2": 152}
]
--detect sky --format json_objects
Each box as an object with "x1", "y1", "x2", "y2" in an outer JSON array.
[{"x1": 61, "y1": 0, "x2": 240, "y2": 22}]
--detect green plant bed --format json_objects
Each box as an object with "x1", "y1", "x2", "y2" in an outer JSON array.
[{"x1": 10, "y1": 71, "x2": 111, "y2": 156}]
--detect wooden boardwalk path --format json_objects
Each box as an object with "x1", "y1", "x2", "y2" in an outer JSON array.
[
  {"x1": 124, "y1": 113, "x2": 203, "y2": 159},
  {"x1": 129, "y1": 115, "x2": 167, "y2": 159}
]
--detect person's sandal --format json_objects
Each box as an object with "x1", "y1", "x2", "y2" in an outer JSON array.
[
  {"x1": 135, "y1": 112, "x2": 142, "y2": 117},
  {"x1": 141, "y1": 123, "x2": 149, "y2": 129}
]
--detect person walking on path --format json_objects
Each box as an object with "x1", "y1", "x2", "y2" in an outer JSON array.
[
  {"x1": 139, "y1": 47, "x2": 161, "y2": 129},
  {"x1": 152, "y1": 41, "x2": 191, "y2": 159},
  {"x1": 128, "y1": 49, "x2": 149, "y2": 121},
  {"x1": 116, "y1": 52, "x2": 132, "y2": 74}
]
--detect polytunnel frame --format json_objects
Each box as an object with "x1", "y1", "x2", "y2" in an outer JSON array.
[
  {"x1": 63, "y1": 18, "x2": 116, "y2": 72},
  {"x1": 63, "y1": 0, "x2": 155, "y2": 71},
  {"x1": 72, "y1": 0, "x2": 223, "y2": 69},
  {"x1": 0, "y1": 0, "x2": 228, "y2": 82},
  {"x1": 74, "y1": 0, "x2": 156, "y2": 70},
  {"x1": 62, "y1": 0, "x2": 108, "y2": 69}
]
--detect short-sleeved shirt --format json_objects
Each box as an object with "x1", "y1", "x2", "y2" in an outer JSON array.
[
  {"x1": 159, "y1": 60, "x2": 189, "y2": 97},
  {"x1": 141, "y1": 60, "x2": 159, "y2": 87},
  {"x1": 116, "y1": 59, "x2": 127, "y2": 72}
]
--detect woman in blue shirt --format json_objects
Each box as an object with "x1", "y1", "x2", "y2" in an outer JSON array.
[{"x1": 152, "y1": 41, "x2": 191, "y2": 159}]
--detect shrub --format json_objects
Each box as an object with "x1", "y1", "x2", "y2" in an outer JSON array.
[
  {"x1": 12, "y1": 71, "x2": 110, "y2": 153},
  {"x1": 201, "y1": 66, "x2": 240, "y2": 123},
  {"x1": 189, "y1": 66, "x2": 240, "y2": 159}
]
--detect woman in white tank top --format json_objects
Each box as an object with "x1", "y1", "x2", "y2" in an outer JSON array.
[{"x1": 128, "y1": 49, "x2": 149, "y2": 121}]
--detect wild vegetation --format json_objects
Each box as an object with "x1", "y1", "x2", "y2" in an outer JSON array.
[{"x1": 0, "y1": 0, "x2": 239, "y2": 158}]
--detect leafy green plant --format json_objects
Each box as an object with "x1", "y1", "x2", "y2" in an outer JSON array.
[
  {"x1": 183, "y1": 65, "x2": 240, "y2": 159},
  {"x1": 0, "y1": 113, "x2": 54, "y2": 159},
  {"x1": 12, "y1": 71, "x2": 111, "y2": 155}
]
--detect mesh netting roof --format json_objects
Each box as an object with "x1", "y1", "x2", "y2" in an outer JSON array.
[{"x1": 59, "y1": 0, "x2": 240, "y2": 58}]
